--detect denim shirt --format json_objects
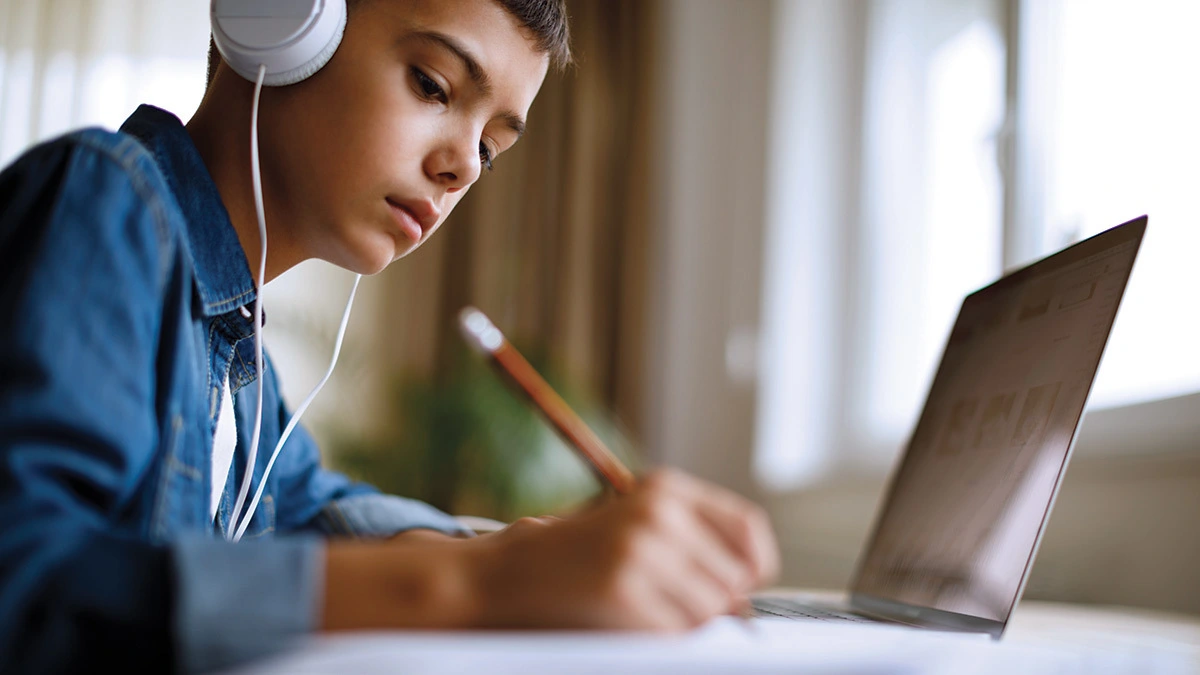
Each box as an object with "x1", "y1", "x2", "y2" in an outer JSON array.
[{"x1": 0, "y1": 105, "x2": 468, "y2": 673}]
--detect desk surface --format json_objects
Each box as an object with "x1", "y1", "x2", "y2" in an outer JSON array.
[
  {"x1": 1006, "y1": 599, "x2": 1200, "y2": 672},
  {"x1": 227, "y1": 594, "x2": 1200, "y2": 675},
  {"x1": 779, "y1": 587, "x2": 1200, "y2": 641}
]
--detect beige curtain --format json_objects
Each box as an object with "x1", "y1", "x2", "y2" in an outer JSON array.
[
  {"x1": 0, "y1": 0, "x2": 210, "y2": 165},
  {"x1": 374, "y1": 0, "x2": 661, "y2": 444}
]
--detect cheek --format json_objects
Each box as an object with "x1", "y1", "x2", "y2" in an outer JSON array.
[
  {"x1": 280, "y1": 76, "x2": 430, "y2": 179},
  {"x1": 336, "y1": 97, "x2": 427, "y2": 181}
]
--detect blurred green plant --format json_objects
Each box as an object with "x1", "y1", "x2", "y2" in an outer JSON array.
[{"x1": 325, "y1": 341, "x2": 640, "y2": 521}]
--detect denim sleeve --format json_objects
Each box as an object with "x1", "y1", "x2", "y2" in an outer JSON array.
[
  {"x1": 0, "y1": 136, "x2": 177, "y2": 672},
  {"x1": 263, "y1": 362, "x2": 471, "y2": 539},
  {"x1": 0, "y1": 137, "x2": 318, "y2": 673},
  {"x1": 170, "y1": 535, "x2": 323, "y2": 673}
]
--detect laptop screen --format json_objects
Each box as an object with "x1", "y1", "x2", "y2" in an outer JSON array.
[{"x1": 851, "y1": 217, "x2": 1146, "y2": 624}]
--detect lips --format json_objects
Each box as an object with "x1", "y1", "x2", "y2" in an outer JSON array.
[
  {"x1": 386, "y1": 200, "x2": 424, "y2": 242},
  {"x1": 385, "y1": 197, "x2": 440, "y2": 244}
]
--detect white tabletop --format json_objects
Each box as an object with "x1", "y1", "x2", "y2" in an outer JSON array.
[
  {"x1": 225, "y1": 594, "x2": 1200, "y2": 675},
  {"x1": 1005, "y1": 600, "x2": 1200, "y2": 674}
]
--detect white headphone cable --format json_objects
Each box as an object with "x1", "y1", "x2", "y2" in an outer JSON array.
[
  {"x1": 225, "y1": 63, "x2": 364, "y2": 541},
  {"x1": 232, "y1": 273, "x2": 360, "y2": 542},
  {"x1": 226, "y1": 64, "x2": 270, "y2": 540}
]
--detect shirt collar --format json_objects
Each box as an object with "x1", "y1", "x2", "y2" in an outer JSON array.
[{"x1": 120, "y1": 105, "x2": 257, "y2": 318}]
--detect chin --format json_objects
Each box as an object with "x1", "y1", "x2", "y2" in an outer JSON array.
[
  {"x1": 355, "y1": 256, "x2": 391, "y2": 276},
  {"x1": 329, "y1": 218, "x2": 424, "y2": 274},
  {"x1": 354, "y1": 226, "x2": 419, "y2": 274},
  {"x1": 335, "y1": 241, "x2": 398, "y2": 276},
  {"x1": 369, "y1": 245, "x2": 412, "y2": 274}
]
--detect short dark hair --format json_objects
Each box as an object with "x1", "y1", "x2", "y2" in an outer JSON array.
[
  {"x1": 206, "y1": 0, "x2": 571, "y2": 89},
  {"x1": 493, "y1": 0, "x2": 573, "y2": 71}
]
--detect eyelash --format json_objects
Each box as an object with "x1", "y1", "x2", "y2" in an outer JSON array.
[
  {"x1": 479, "y1": 143, "x2": 494, "y2": 172},
  {"x1": 412, "y1": 67, "x2": 494, "y2": 172}
]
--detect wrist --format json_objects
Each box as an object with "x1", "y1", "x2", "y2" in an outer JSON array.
[
  {"x1": 321, "y1": 537, "x2": 486, "y2": 631},
  {"x1": 457, "y1": 535, "x2": 502, "y2": 628},
  {"x1": 457, "y1": 527, "x2": 550, "y2": 629}
]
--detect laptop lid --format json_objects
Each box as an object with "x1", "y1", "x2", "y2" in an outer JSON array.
[{"x1": 846, "y1": 216, "x2": 1148, "y2": 638}]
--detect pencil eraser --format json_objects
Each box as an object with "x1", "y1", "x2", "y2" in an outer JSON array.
[{"x1": 459, "y1": 306, "x2": 505, "y2": 354}]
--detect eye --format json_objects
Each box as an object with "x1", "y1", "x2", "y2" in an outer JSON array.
[
  {"x1": 479, "y1": 141, "x2": 494, "y2": 172},
  {"x1": 412, "y1": 68, "x2": 447, "y2": 103}
]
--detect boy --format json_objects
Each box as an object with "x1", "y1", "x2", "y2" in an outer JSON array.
[{"x1": 0, "y1": 0, "x2": 780, "y2": 672}]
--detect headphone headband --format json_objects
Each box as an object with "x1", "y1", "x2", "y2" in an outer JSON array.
[{"x1": 211, "y1": 0, "x2": 347, "y2": 86}]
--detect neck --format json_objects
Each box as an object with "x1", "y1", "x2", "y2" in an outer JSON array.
[{"x1": 186, "y1": 68, "x2": 307, "y2": 286}]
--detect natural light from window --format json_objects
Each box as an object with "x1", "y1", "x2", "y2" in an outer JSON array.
[
  {"x1": 0, "y1": 1, "x2": 209, "y2": 167},
  {"x1": 1049, "y1": 0, "x2": 1200, "y2": 408},
  {"x1": 857, "y1": 18, "x2": 1006, "y2": 449}
]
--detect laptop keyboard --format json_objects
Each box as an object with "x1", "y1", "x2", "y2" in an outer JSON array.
[{"x1": 751, "y1": 598, "x2": 873, "y2": 623}]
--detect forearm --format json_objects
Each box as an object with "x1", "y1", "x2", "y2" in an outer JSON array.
[{"x1": 321, "y1": 537, "x2": 484, "y2": 631}]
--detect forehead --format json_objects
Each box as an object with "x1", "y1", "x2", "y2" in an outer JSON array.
[{"x1": 363, "y1": 0, "x2": 549, "y2": 112}]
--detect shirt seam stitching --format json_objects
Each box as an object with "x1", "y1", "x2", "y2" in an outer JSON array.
[
  {"x1": 68, "y1": 132, "x2": 174, "y2": 292},
  {"x1": 72, "y1": 128, "x2": 257, "y2": 314}
]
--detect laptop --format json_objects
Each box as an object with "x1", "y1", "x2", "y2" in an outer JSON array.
[{"x1": 751, "y1": 215, "x2": 1148, "y2": 639}]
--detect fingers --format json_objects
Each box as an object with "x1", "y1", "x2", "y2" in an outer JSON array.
[
  {"x1": 626, "y1": 574, "x2": 694, "y2": 631},
  {"x1": 641, "y1": 469, "x2": 781, "y2": 589},
  {"x1": 690, "y1": 472, "x2": 781, "y2": 586},
  {"x1": 657, "y1": 560, "x2": 735, "y2": 628},
  {"x1": 634, "y1": 529, "x2": 740, "y2": 629},
  {"x1": 699, "y1": 492, "x2": 780, "y2": 587},
  {"x1": 656, "y1": 494, "x2": 750, "y2": 599}
]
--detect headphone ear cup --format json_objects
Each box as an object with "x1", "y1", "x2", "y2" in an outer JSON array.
[
  {"x1": 211, "y1": 0, "x2": 347, "y2": 86},
  {"x1": 265, "y1": 12, "x2": 345, "y2": 86}
]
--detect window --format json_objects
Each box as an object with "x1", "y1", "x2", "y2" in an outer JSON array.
[
  {"x1": 0, "y1": 2, "x2": 209, "y2": 166},
  {"x1": 852, "y1": 5, "x2": 1007, "y2": 454},
  {"x1": 756, "y1": 0, "x2": 1008, "y2": 488},
  {"x1": 1040, "y1": 0, "x2": 1200, "y2": 409},
  {"x1": 755, "y1": 0, "x2": 1200, "y2": 490}
]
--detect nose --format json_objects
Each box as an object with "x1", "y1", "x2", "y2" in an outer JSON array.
[{"x1": 424, "y1": 133, "x2": 482, "y2": 193}]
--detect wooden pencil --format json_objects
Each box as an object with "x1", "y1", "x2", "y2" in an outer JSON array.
[{"x1": 458, "y1": 307, "x2": 637, "y2": 495}]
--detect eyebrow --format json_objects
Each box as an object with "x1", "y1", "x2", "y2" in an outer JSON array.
[{"x1": 411, "y1": 30, "x2": 527, "y2": 140}]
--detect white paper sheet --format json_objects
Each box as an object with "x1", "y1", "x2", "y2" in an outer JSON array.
[{"x1": 225, "y1": 617, "x2": 1108, "y2": 675}]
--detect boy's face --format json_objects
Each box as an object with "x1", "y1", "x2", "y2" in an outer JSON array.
[{"x1": 258, "y1": 0, "x2": 550, "y2": 274}]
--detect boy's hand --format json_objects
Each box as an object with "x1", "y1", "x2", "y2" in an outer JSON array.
[
  {"x1": 321, "y1": 469, "x2": 779, "y2": 633},
  {"x1": 467, "y1": 469, "x2": 780, "y2": 630}
]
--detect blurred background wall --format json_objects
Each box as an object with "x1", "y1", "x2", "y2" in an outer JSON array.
[{"x1": 2, "y1": 0, "x2": 1198, "y2": 616}]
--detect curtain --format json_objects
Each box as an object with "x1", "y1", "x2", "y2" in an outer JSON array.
[{"x1": 0, "y1": 0, "x2": 210, "y2": 166}]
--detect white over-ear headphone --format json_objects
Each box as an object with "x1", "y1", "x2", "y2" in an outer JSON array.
[
  {"x1": 211, "y1": 0, "x2": 348, "y2": 86},
  {"x1": 209, "y1": 0, "x2": 363, "y2": 542}
]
